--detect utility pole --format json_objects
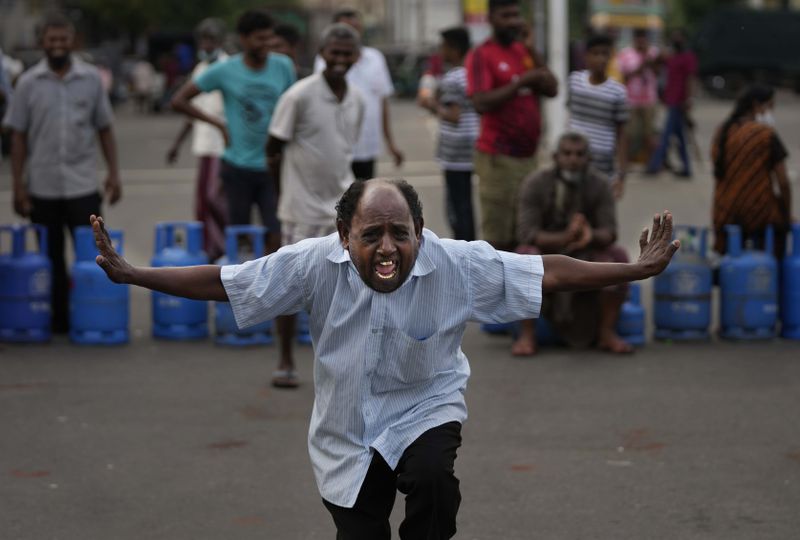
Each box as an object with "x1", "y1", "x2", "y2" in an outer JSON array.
[{"x1": 544, "y1": 0, "x2": 568, "y2": 150}]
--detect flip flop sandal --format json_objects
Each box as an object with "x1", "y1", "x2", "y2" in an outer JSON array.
[{"x1": 271, "y1": 369, "x2": 299, "y2": 389}]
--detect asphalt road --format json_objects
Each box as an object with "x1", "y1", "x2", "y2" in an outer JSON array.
[{"x1": 1, "y1": 95, "x2": 800, "y2": 539}]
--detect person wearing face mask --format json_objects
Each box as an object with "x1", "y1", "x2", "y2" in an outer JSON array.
[
  {"x1": 2, "y1": 12, "x2": 121, "y2": 334},
  {"x1": 712, "y1": 84, "x2": 792, "y2": 258},
  {"x1": 165, "y1": 18, "x2": 229, "y2": 261},
  {"x1": 646, "y1": 29, "x2": 698, "y2": 178},
  {"x1": 512, "y1": 132, "x2": 632, "y2": 356}
]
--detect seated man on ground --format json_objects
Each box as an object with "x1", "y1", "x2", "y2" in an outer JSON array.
[{"x1": 513, "y1": 131, "x2": 633, "y2": 356}]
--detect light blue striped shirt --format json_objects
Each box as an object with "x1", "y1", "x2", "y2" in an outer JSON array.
[{"x1": 220, "y1": 229, "x2": 544, "y2": 507}]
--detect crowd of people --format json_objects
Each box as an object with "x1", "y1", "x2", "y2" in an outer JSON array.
[{"x1": 1, "y1": 0, "x2": 794, "y2": 538}]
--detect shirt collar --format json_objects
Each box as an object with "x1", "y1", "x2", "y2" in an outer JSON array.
[
  {"x1": 325, "y1": 230, "x2": 438, "y2": 278},
  {"x1": 32, "y1": 56, "x2": 89, "y2": 80}
]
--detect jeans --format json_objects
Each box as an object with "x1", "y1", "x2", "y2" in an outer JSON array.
[
  {"x1": 443, "y1": 169, "x2": 476, "y2": 241},
  {"x1": 648, "y1": 105, "x2": 690, "y2": 175}
]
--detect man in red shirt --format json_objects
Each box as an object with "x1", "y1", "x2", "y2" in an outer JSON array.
[
  {"x1": 646, "y1": 29, "x2": 698, "y2": 177},
  {"x1": 467, "y1": 0, "x2": 557, "y2": 251}
]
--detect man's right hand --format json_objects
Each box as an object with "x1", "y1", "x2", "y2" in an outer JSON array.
[
  {"x1": 90, "y1": 215, "x2": 134, "y2": 284},
  {"x1": 13, "y1": 186, "x2": 31, "y2": 217}
]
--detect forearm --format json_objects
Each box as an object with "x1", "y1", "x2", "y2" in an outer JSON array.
[
  {"x1": 542, "y1": 255, "x2": 644, "y2": 292},
  {"x1": 171, "y1": 121, "x2": 193, "y2": 150},
  {"x1": 98, "y1": 127, "x2": 119, "y2": 176},
  {"x1": 266, "y1": 135, "x2": 286, "y2": 185},
  {"x1": 128, "y1": 265, "x2": 228, "y2": 301},
  {"x1": 10, "y1": 132, "x2": 27, "y2": 188},
  {"x1": 531, "y1": 230, "x2": 570, "y2": 253},
  {"x1": 381, "y1": 98, "x2": 395, "y2": 146},
  {"x1": 471, "y1": 80, "x2": 521, "y2": 113},
  {"x1": 615, "y1": 124, "x2": 628, "y2": 176}
]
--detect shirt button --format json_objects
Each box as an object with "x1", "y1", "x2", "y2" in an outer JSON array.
[{"x1": 371, "y1": 328, "x2": 380, "y2": 334}]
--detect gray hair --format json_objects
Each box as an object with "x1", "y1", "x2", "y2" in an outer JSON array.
[
  {"x1": 320, "y1": 22, "x2": 361, "y2": 49},
  {"x1": 195, "y1": 18, "x2": 226, "y2": 41}
]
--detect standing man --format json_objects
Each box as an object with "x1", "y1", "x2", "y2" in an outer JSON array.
[
  {"x1": 89, "y1": 180, "x2": 679, "y2": 539},
  {"x1": 171, "y1": 9, "x2": 296, "y2": 254},
  {"x1": 646, "y1": 29, "x2": 698, "y2": 178},
  {"x1": 617, "y1": 28, "x2": 660, "y2": 165},
  {"x1": 513, "y1": 132, "x2": 632, "y2": 356},
  {"x1": 314, "y1": 9, "x2": 403, "y2": 180},
  {"x1": 2, "y1": 13, "x2": 121, "y2": 333},
  {"x1": 466, "y1": 0, "x2": 558, "y2": 251},
  {"x1": 265, "y1": 23, "x2": 364, "y2": 388},
  {"x1": 268, "y1": 23, "x2": 310, "y2": 78},
  {"x1": 567, "y1": 33, "x2": 629, "y2": 198},
  {"x1": 166, "y1": 18, "x2": 228, "y2": 261}
]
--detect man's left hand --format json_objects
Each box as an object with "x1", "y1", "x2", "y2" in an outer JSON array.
[
  {"x1": 637, "y1": 211, "x2": 680, "y2": 277},
  {"x1": 611, "y1": 173, "x2": 626, "y2": 199},
  {"x1": 104, "y1": 173, "x2": 122, "y2": 205},
  {"x1": 389, "y1": 144, "x2": 404, "y2": 167}
]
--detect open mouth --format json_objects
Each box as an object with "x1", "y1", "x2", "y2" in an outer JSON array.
[{"x1": 374, "y1": 260, "x2": 397, "y2": 280}]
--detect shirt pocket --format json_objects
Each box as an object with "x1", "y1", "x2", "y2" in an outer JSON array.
[{"x1": 371, "y1": 327, "x2": 443, "y2": 394}]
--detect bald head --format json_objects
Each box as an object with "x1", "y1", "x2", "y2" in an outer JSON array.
[{"x1": 336, "y1": 179, "x2": 424, "y2": 293}]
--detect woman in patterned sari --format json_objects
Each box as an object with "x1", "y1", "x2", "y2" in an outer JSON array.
[{"x1": 711, "y1": 84, "x2": 792, "y2": 257}]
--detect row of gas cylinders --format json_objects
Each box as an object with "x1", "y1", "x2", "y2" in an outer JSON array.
[
  {"x1": 484, "y1": 223, "x2": 800, "y2": 344},
  {"x1": 0, "y1": 222, "x2": 310, "y2": 346},
  {"x1": 3, "y1": 222, "x2": 800, "y2": 344}
]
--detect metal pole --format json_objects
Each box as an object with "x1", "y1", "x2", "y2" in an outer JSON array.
[{"x1": 544, "y1": 0, "x2": 568, "y2": 150}]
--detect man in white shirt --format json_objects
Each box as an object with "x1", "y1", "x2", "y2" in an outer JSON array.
[
  {"x1": 266, "y1": 23, "x2": 365, "y2": 387},
  {"x1": 314, "y1": 9, "x2": 403, "y2": 180}
]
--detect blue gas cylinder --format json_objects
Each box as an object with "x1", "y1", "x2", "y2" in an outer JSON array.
[
  {"x1": 0, "y1": 224, "x2": 51, "y2": 342},
  {"x1": 781, "y1": 223, "x2": 800, "y2": 339},
  {"x1": 214, "y1": 225, "x2": 274, "y2": 346},
  {"x1": 617, "y1": 283, "x2": 646, "y2": 346},
  {"x1": 151, "y1": 222, "x2": 209, "y2": 340},
  {"x1": 719, "y1": 225, "x2": 778, "y2": 340},
  {"x1": 69, "y1": 226, "x2": 129, "y2": 345},
  {"x1": 653, "y1": 226, "x2": 712, "y2": 340}
]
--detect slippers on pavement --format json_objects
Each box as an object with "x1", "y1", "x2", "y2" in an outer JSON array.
[{"x1": 271, "y1": 369, "x2": 299, "y2": 389}]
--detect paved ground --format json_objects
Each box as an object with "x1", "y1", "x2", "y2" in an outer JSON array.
[{"x1": 1, "y1": 94, "x2": 800, "y2": 539}]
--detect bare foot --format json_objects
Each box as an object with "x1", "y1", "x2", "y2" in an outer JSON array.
[
  {"x1": 511, "y1": 336, "x2": 538, "y2": 357},
  {"x1": 597, "y1": 333, "x2": 634, "y2": 354}
]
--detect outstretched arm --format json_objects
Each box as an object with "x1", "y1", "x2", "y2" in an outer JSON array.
[
  {"x1": 90, "y1": 215, "x2": 228, "y2": 302},
  {"x1": 542, "y1": 212, "x2": 679, "y2": 293}
]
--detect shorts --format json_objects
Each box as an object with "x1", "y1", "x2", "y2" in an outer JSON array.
[
  {"x1": 220, "y1": 160, "x2": 280, "y2": 235},
  {"x1": 474, "y1": 150, "x2": 537, "y2": 246},
  {"x1": 281, "y1": 221, "x2": 338, "y2": 247}
]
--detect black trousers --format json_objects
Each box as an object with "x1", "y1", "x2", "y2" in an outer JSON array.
[
  {"x1": 219, "y1": 160, "x2": 280, "y2": 234},
  {"x1": 30, "y1": 192, "x2": 102, "y2": 332},
  {"x1": 443, "y1": 170, "x2": 476, "y2": 241},
  {"x1": 323, "y1": 422, "x2": 462, "y2": 540},
  {"x1": 351, "y1": 159, "x2": 376, "y2": 182}
]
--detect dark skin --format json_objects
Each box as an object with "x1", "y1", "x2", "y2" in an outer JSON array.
[
  {"x1": 512, "y1": 137, "x2": 637, "y2": 356},
  {"x1": 171, "y1": 27, "x2": 274, "y2": 148},
  {"x1": 335, "y1": 13, "x2": 404, "y2": 167},
  {"x1": 11, "y1": 26, "x2": 121, "y2": 218},
  {"x1": 470, "y1": 4, "x2": 558, "y2": 114},
  {"x1": 166, "y1": 35, "x2": 223, "y2": 165},
  {"x1": 89, "y1": 180, "x2": 679, "y2": 302},
  {"x1": 265, "y1": 36, "x2": 360, "y2": 377},
  {"x1": 433, "y1": 42, "x2": 465, "y2": 123},
  {"x1": 585, "y1": 43, "x2": 628, "y2": 199}
]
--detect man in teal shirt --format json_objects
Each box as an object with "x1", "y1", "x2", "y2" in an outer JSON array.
[{"x1": 171, "y1": 9, "x2": 295, "y2": 252}]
